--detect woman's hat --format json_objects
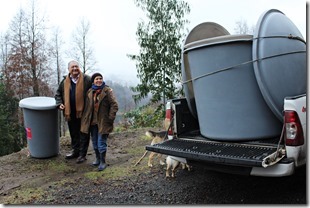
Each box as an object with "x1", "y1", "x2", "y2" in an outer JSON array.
[{"x1": 91, "y1": 72, "x2": 103, "y2": 83}]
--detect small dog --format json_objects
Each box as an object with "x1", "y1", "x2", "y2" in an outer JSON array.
[
  {"x1": 166, "y1": 156, "x2": 191, "y2": 178},
  {"x1": 134, "y1": 130, "x2": 167, "y2": 167}
]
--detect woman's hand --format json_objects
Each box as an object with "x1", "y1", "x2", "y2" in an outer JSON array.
[{"x1": 59, "y1": 104, "x2": 65, "y2": 110}]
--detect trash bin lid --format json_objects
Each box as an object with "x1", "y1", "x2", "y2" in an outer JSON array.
[{"x1": 19, "y1": 96, "x2": 57, "y2": 110}]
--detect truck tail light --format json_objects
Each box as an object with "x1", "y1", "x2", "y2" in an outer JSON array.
[
  {"x1": 165, "y1": 101, "x2": 173, "y2": 136},
  {"x1": 284, "y1": 110, "x2": 304, "y2": 146}
]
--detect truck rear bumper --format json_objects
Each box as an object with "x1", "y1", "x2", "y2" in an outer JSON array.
[
  {"x1": 250, "y1": 162, "x2": 295, "y2": 177},
  {"x1": 175, "y1": 157, "x2": 295, "y2": 177}
]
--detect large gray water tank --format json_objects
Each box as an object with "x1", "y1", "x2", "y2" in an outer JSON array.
[
  {"x1": 183, "y1": 35, "x2": 282, "y2": 140},
  {"x1": 182, "y1": 22, "x2": 230, "y2": 119},
  {"x1": 19, "y1": 97, "x2": 59, "y2": 158},
  {"x1": 253, "y1": 9, "x2": 307, "y2": 121},
  {"x1": 181, "y1": 9, "x2": 306, "y2": 141}
]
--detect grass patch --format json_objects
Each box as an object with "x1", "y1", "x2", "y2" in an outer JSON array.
[
  {"x1": 84, "y1": 159, "x2": 151, "y2": 182},
  {"x1": 3, "y1": 187, "x2": 45, "y2": 204},
  {"x1": 48, "y1": 161, "x2": 75, "y2": 173},
  {"x1": 127, "y1": 145, "x2": 146, "y2": 156},
  {"x1": 84, "y1": 165, "x2": 131, "y2": 180},
  {"x1": 30, "y1": 160, "x2": 75, "y2": 174}
]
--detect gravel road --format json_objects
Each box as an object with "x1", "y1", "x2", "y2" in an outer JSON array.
[{"x1": 31, "y1": 163, "x2": 306, "y2": 205}]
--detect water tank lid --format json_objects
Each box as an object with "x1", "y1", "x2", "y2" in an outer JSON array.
[
  {"x1": 19, "y1": 97, "x2": 57, "y2": 110},
  {"x1": 252, "y1": 9, "x2": 306, "y2": 119},
  {"x1": 184, "y1": 22, "x2": 230, "y2": 45},
  {"x1": 184, "y1": 34, "x2": 253, "y2": 52}
]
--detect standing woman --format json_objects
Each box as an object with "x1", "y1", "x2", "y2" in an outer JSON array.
[{"x1": 80, "y1": 72, "x2": 118, "y2": 171}]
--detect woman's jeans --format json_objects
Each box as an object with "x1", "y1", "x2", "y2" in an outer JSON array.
[{"x1": 90, "y1": 125, "x2": 108, "y2": 154}]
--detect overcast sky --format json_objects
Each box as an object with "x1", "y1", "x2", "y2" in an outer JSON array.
[{"x1": 0, "y1": 0, "x2": 307, "y2": 85}]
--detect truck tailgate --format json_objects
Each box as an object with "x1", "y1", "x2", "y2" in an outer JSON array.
[{"x1": 146, "y1": 138, "x2": 284, "y2": 167}]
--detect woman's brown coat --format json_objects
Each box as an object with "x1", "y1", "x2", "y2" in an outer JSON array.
[{"x1": 80, "y1": 86, "x2": 118, "y2": 134}]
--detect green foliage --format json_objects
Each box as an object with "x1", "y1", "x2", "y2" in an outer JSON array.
[
  {"x1": 128, "y1": 0, "x2": 190, "y2": 105},
  {"x1": 124, "y1": 103, "x2": 164, "y2": 128},
  {"x1": 0, "y1": 81, "x2": 24, "y2": 156}
]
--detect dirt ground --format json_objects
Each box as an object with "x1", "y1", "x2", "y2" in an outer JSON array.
[
  {"x1": 0, "y1": 127, "x2": 306, "y2": 205},
  {"x1": 0, "y1": 127, "x2": 164, "y2": 204}
]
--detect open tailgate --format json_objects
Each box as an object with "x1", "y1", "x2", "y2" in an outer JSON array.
[{"x1": 146, "y1": 138, "x2": 285, "y2": 168}]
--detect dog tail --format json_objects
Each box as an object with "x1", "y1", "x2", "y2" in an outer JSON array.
[
  {"x1": 135, "y1": 131, "x2": 157, "y2": 167},
  {"x1": 134, "y1": 150, "x2": 148, "y2": 166}
]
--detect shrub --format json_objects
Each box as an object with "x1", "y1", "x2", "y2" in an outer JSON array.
[{"x1": 123, "y1": 104, "x2": 164, "y2": 129}]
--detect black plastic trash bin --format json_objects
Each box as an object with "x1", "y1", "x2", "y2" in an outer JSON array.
[{"x1": 19, "y1": 96, "x2": 59, "y2": 158}]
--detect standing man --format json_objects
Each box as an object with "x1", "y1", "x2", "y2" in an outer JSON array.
[{"x1": 55, "y1": 60, "x2": 92, "y2": 160}]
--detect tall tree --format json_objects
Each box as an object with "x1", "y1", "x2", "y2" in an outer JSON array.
[
  {"x1": 25, "y1": 0, "x2": 53, "y2": 96},
  {"x1": 50, "y1": 27, "x2": 67, "y2": 136},
  {"x1": 4, "y1": 0, "x2": 53, "y2": 98},
  {"x1": 50, "y1": 27, "x2": 65, "y2": 87},
  {"x1": 128, "y1": 0, "x2": 190, "y2": 107},
  {"x1": 68, "y1": 17, "x2": 96, "y2": 74},
  {"x1": 3, "y1": 8, "x2": 31, "y2": 99},
  {"x1": 0, "y1": 80, "x2": 23, "y2": 156},
  {"x1": 0, "y1": 33, "x2": 10, "y2": 84}
]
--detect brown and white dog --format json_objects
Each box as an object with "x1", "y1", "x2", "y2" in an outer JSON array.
[
  {"x1": 166, "y1": 156, "x2": 191, "y2": 178},
  {"x1": 134, "y1": 130, "x2": 166, "y2": 167},
  {"x1": 134, "y1": 130, "x2": 191, "y2": 178}
]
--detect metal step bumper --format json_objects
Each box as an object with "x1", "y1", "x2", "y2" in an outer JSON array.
[{"x1": 146, "y1": 138, "x2": 284, "y2": 168}]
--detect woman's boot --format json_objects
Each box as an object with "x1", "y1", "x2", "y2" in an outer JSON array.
[
  {"x1": 98, "y1": 152, "x2": 107, "y2": 171},
  {"x1": 92, "y1": 149, "x2": 100, "y2": 166}
]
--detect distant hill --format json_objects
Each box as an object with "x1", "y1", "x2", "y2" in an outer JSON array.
[{"x1": 105, "y1": 79, "x2": 151, "y2": 113}]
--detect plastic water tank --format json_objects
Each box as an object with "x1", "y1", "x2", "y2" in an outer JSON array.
[
  {"x1": 182, "y1": 22, "x2": 230, "y2": 119},
  {"x1": 181, "y1": 9, "x2": 305, "y2": 141},
  {"x1": 183, "y1": 35, "x2": 282, "y2": 140}
]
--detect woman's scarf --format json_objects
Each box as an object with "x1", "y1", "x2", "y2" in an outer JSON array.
[
  {"x1": 64, "y1": 70, "x2": 84, "y2": 121},
  {"x1": 91, "y1": 81, "x2": 105, "y2": 90},
  {"x1": 92, "y1": 82, "x2": 105, "y2": 108}
]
